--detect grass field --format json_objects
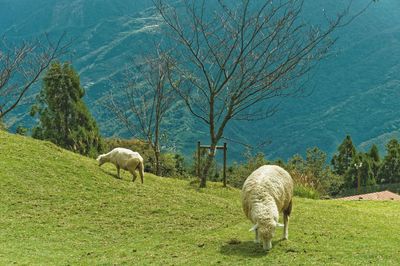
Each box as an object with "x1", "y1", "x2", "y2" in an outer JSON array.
[{"x1": 1, "y1": 130, "x2": 400, "y2": 265}]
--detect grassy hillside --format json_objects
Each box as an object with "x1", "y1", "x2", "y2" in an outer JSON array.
[{"x1": 1, "y1": 130, "x2": 400, "y2": 265}]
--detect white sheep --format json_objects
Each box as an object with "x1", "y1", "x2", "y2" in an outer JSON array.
[
  {"x1": 242, "y1": 165, "x2": 293, "y2": 250},
  {"x1": 97, "y1": 147, "x2": 145, "y2": 183}
]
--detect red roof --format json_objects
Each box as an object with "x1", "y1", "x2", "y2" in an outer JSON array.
[{"x1": 336, "y1": 190, "x2": 400, "y2": 201}]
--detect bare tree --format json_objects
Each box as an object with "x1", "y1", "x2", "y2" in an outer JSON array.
[
  {"x1": 154, "y1": 0, "x2": 374, "y2": 188},
  {"x1": 0, "y1": 33, "x2": 71, "y2": 120},
  {"x1": 106, "y1": 51, "x2": 176, "y2": 176}
]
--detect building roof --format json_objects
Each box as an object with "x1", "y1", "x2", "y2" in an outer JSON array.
[{"x1": 336, "y1": 190, "x2": 400, "y2": 201}]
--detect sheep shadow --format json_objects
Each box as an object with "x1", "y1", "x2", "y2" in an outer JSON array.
[
  {"x1": 219, "y1": 239, "x2": 285, "y2": 258},
  {"x1": 99, "y1": 168, "x2": 122, "y2": 181}
]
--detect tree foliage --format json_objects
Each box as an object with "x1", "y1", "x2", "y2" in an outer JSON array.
[
  {"x1": 344, "y1": 152, "x2": 375, "y2": 189},
  {"x1": 379, "y1": 139, "x2": 400, "y2": 184},
  {"x1": 331, "y1": 135, "x2": 356, "y2": 176},
  {"x1": 368, "y1": 144, "x2": 380, "y2": 181},
  {"x1": 288, "y1": 147, "x2": 343, "y2": 196},
  {"x1": 31, "y1": 61, "x2": 102, "y2": 157}
]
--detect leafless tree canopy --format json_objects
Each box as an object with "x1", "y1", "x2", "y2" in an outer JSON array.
[
  {"x1": 0, "y1": 33, "x2": 71, "y2": 119},
  {"x1": 154, "y1": 0, "x2": 374, "y2": 187},
  {"x1": 106, "y1": 51, "x2": 176, "y2": 175}
]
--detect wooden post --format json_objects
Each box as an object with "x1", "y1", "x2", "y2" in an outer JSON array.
[
  {"x1": 223, "y1": 142, "x2": 227, "y2": 187},
  {"x1": 197, "y1": 141, "x2": 201, "y2": 179},
  {"x1": 196, "y1": 141, "x2": 228, "y2": 186}
]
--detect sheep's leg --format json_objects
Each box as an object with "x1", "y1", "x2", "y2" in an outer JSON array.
[
  {"x1": 116, "y1": 165, "x2": 121, "y2": 179},
  {"x1": 254, "y1": 228, "x2": 259, "y2": 243},
  {"x1": 138, "y1": 162, "x2": 144, "y2": 184},
  {"x1": 131, "y1": 171, "x2": 137, "y2": 183},
  {"x1": 283, "y1": 200, "x2": 292, "y2": 240},
  {"x1": 283, "y1": 214, "x2": 289, "y2": 240}
]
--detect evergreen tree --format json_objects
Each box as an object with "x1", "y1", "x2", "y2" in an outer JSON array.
[
  {"x1": 31, "y1": 61, "x2": 102, "y2": 157},
  {"x1": 306, "y1": 147, "x2": 344, "y2": 195},
  {"x1": 306, "y1": 147, "x2": 327, "y2": 180},
  {"x1": 287, "y1": 148, "x2": 344, "y2": 196},
  {"x1": 331, "y1": 135, "x2": 356, "y2": 176},
  {"x1": 378, "y1": 139, "x2": 400, "y2": 184},
  {"x1": 368, "y1": 144, "x2": 381, "y2": 181},
  {"x1": 344, "y1": 153, "x2": 375, "y2": 188}
]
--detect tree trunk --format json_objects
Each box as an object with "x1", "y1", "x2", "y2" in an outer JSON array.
[
  {"x1": 154, "y1": 119, "x2": 161, "y2": 176},
  {"x1": 199, "y1": 142, "x2": 217, "y2": 188},
  {"x1": 155, "y1": 147, "x2": 161, "y2": 176}
]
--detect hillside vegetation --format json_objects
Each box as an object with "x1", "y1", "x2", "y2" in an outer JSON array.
[
  {"x1": 2, "y1": 0, "x2": 400, "y2": 160},
  {"x1": 1, "y1": 130, "x2": 400, "y2": 265}
]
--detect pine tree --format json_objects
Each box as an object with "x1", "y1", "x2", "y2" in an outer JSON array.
[
  {"x1": 331, "y1": 135, "x2": 356, "y2": 176},
  {"x1": 344, "y1": 153, "x2": 375, "y2": 189},
  {"x1": 368, "y1": 144, "x2": 381, "y2": 181},
  {"x1": 31, "y1": 61, "x2": 102, "y2": 157},
  {"x1": 378, "y1": 139, "x2": 400, "y2": 184}
]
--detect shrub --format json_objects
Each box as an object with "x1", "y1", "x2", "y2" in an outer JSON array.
[
  {"x1": 294, "y1": 184, "x2": 320, "y2": 199},
  {"x1": 226, "y1": 151, "x2": 270, "y2": 188},
  {"x1": 16, "y1": 126, "x2": 28, "y2": 136},
  {"x1": 0, "y1": 120, "x2": 6, "y2": 131},
  {"x1": 287, "y1": 148, "x2": 344, "y2": 197}
]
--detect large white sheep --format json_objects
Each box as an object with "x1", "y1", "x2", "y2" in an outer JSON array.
[
  {"x1": 97, "y1": 148, "x2": 145, "y2": 183},
  {"x1": 242, "y1": 165, "x2": 293, "y2": 250}
]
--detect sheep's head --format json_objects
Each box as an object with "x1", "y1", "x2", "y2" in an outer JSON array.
[
  {"x1": 251, "y1": 219, "x2": 279, "y2": 251},
  {"x1": 259, "y1": 221, "x2": 276, "y2": 250},
  {"x1": 96, "y1": 155, "x2": 106, "y2": 166}
]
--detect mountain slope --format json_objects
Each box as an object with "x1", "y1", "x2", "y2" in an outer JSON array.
[
  {"x1": 1, "y1": 130, "x2": 400, "y2": 265},
  {"x1": 1, "y1": 0, "x2": 400, "y2": 160}
]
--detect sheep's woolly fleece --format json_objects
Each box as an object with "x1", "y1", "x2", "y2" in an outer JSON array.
[
  {"x1": 242, "y1": 165, "x2": 293, "y2": 249},
  {"x1": 97, "y1": 147, "x2": 144, "y2": 183}
]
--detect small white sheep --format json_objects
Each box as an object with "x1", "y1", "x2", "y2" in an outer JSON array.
[
  {"x1": 97, "y1": 147, "x2": 145, "y2": 183},
  {"x1": 242, "y1": 165, "x2": 293, "y2": 250}
]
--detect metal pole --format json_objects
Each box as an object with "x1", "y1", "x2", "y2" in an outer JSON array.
[
  {"x1": 197, "y1": 141, "x2": 201, "y2": 179},
  {"x1": 355, "y1": 162, "x2": 362, "y2": 194},
  {"x1": 223, "y1": 142, "x2": 227, "y2": 187}
]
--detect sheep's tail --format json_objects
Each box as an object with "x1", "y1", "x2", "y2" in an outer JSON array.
[{"x1": 138, "y1": 160, "x2": 144, "y2": 184}]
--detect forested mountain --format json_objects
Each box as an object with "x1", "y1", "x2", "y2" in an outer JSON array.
[{"x1": 1, "y1": 0, "x2": 400, "y2": 160}]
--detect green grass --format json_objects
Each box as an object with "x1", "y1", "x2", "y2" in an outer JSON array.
[{"x1": 1, "y1": 130, "x2": 400, "y2": 265}]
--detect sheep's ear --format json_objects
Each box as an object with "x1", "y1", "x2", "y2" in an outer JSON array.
[
  {"x1": 96, "y1": 155, "x2": 101, "y2": 161},
  {"x1": 249, "y1": 224, "x2": 258, "y2": 232}
]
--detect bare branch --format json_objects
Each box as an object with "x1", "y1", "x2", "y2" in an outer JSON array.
[
  {"x1": 155, "y1": 0, "x2": 374, "y2": 187},
  {"x1": 0, "y1": 33, "x2": 72, "y2": 119}
]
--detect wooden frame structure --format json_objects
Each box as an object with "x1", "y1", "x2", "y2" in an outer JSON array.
[{"x1": 197, "y1": 141, "x2": 227, "y2": 187}]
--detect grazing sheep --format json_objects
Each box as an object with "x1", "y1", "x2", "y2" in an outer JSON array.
[
  {"x1": 242, "y1": 165, "x2": 293, "y2": 251},
  {"x1": 97, "y1": 148, "x2": 145, "y2": 183}
]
